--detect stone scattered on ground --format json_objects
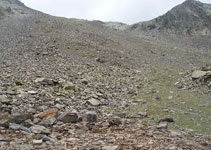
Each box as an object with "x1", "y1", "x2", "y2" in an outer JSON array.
[
  {"x1": 0, "y1": 95, "x2": 10, "y2": 105},
  {"x1": 0, "y1": 1, "x2": 211, "y2": 149},
  {"x1": 87, "y1": 98, "x2": 101, "y2": 106},
  {"x1": 30, "y1": 125, "x2": 50, "y2": 134},
  {"x1": 57, "y1": 111, "x2": 78, "y2": 123},
  {"x1": 33, "y1": 139, "x2": 43, "y2": 145},
  {"x1": 82, "y1": 111, "x2": 97, "y2": 122},
  {"x1": 0, "y1": 135, "x2": 5, "y2": 141},
  {"x1": 192, "y1": 70, "x2": 207, "y2": 79},
  {"x1": 156, "y1": 122, "x2": 168, "y2": 129}
]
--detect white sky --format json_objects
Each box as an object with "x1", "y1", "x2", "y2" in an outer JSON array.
[{"x1": 20, "y1": 0, "x2": 211, "y2": 24}]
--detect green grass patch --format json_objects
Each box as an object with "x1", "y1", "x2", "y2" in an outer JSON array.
[{"x1": 129, "y1": 69, "x2": 211, "y2": 135}]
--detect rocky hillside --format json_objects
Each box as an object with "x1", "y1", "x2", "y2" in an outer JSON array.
[
  {"x1": 128, "y1": 0, "x2": 211, "y2": 36},
  {"x1": 0, "y1": 0, "x2": 211, "y2": 149}
]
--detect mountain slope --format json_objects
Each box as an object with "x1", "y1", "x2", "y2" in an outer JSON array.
[
  {"x1": 0, "y1": 0, "x2": 211, "y2": 149},
  {"x1": 128, "y1": 0, "x2": 211, "y2": 36}
]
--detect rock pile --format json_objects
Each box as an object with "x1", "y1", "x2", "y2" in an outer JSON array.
[{"x1": 175, "y1": 66, "x2": 211, "y2": 92}]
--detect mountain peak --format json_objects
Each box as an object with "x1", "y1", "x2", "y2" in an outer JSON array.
[{"x1": 128, "y1": 0, "x2": 211, "y2": 36}]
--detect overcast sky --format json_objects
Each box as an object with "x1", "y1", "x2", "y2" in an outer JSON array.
[{"x1": 20, "y1": 0, "x2": 211, "y2": 24}]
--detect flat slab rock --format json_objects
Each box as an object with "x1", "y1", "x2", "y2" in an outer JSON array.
[{"x1": 192, "y1": 70, "x2": 207, "y2": 79}]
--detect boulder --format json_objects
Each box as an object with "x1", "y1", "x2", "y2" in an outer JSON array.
[{"x1": 192, "y1": 70, "x2": 207, "y2": 79}]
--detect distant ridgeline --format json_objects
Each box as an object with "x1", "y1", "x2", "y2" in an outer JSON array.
[{"x1": 127, "y1": 0, "x2": 211, "y2": 36}]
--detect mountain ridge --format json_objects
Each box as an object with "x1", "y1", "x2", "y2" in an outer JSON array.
[{"x1": 127, "y1": 0, "x2": 211, "y2": 36}]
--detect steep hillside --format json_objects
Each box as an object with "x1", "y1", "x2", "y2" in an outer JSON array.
[
  {"x1": 0, "y1": 0, "x2": 211, "y2": 149},
  {"x1": 128, "y1": 0, "x2": 211, "y2": 36}
]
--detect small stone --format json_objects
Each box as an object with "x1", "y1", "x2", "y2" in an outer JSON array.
[
  {"x1": 0, "y1": 95, "x2": 10, "y2": 105},
  {"x1": 27, "y1": 108, "x2": 36, "y2": 114},
  {"x1": 81, "y1": 78, "x2": 88, "y2": 85},
  {"x1": 9, "y1": 123, "x2": 31, "y2": 132},
  {"x1": 30, "y1": 125, "x2": 50, "y2": 134},
  {"x1": 57, "y1": 111, "x2": 78, "y2": 123},
  {"x1": 9, "y1": 123, "x2": 23, "y2": 130},
  {"x1": 163, "y1": 108, "x2": 169, "y2": 112},
  {"x1": 96, "y1": 57, "x2": 105, "y2": 63},
  {"x1": 0, "y1": 135, "x2": 5, "y2": 141},
  {"x1": 6, "y1": 90, "x2": 16, "y2": 95},
  {"x1": 169, "y1": 146, "x2": 177, "y2": 150},
  {"x1": 35, "y1": 78, "x2": 54, "y2": 86},
  {"x1": 63, "y1": 83, "x2": 75, "y2": 91},
  {"x1": 156, "y1": 122, "x2": 168, "y2": 129},
  {"x1": 87, "y1": 98, "x2": 101, "y2": 106},
  {"x1": 170, "y1": 131, "x2": 183, "y2": 138},
  {"x1": 112, "y1": 112, "x2": 126, "y2": 118},
  {"x1": 23, "y1": 119, "x2": 34, "y2": 127},
  {"x1": 55, "y1": 103, "x2": 64, "y2": 109},
  {"x1": 35, "y1": 109, "x2": 58, "y2": 119},
  {"x1": 168, "y1": 96, "x2": 173, "y2": 100},
  {"x1": 40, "y1": 117, "x2": 56, "y2": 126},
  {"x1": 82, "y1": 111, "x2": 97, "y2": 122},
  {"x1": 138, "y1": 112, "x2": 148, "y2": 117},
  {"x1": 15, "y1": 80, "x2": 24, "y2": 86},
  {"x1": 102, "y1": 145, "x2": 119, "y2": 150},
  {"x1": 159, "y1": 118, "x2": 174, "y2": 123},
  {"x1": 28, "y1": 91, "x2": 37, "y2": 95},
  {"x1": 12, "y1": 113, "x2": 34, "y2": 124},
  {"x1": 35, "y1": 78, "x2": 45, "y2": 83},
  {"x1": 33, "y1": 139, "x2": 43, "y2": 145},
  {"x1": 108, "y1": 117, "x2": 122, "y2": 127},
  {"x1": 155, "y1": 96, "x2": 162, "y2": 100},
  {"x1": 66, "y1": 138, "x2": 79, "y2": 142},
  {"x1": 0, "y1": 113, "x2": 11, "y2": 128}
]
